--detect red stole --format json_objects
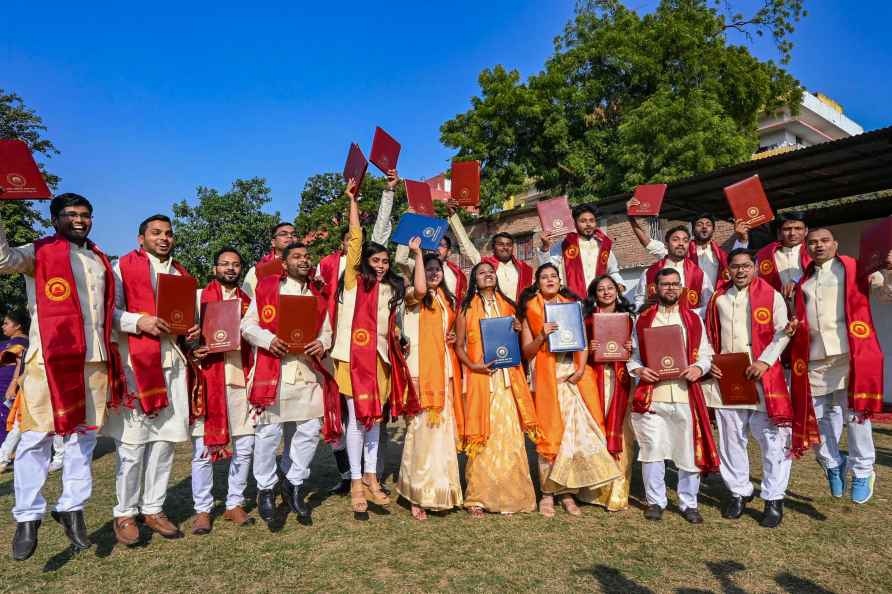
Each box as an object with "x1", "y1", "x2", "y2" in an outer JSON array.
[
  {"x1": 349, "y1": 278, "x2": 417, "y2": 429},
  {"x1": 645, "y1": 258, "x2": 705, "y2": 310},
  {"x1": 249, "y1": 274, "x2": 343, "y2": 443},
  {"x1": 445, "y1": 259, "x2": 468, "y2": 304},
  {"x1": 756, "y1": 241, "x2": 811, "y2": 292},
  {"x1": 791, "y1": 256, "x2": 884, "y2": 424},
  {"x1": 197, "y1": 280, "x2": 252, "y2": 459},
  {"x1": 633, "y1": 306, "x2": 720, "y2": 473},
  {"x1": 587, "y1": 308, "x2": 631, "y2": 456},
  {"x1": 561, "y1": 230, "x2": 612, "y2": 297},
  {"x1": 33, "y1": 235, "x2": 126, "y2": 434},
  {"x1": 317, "y1": 250, "x2": 342, "y2": 327},
  {"x1": 118, "y1": 249, "x2": 192, "y2": 415},
  {"x1": 688, "y1": 240, "x2": 729, "y2": 284},
  {"x1": 480, "y1": 255, "x2": 533, "y2": 302},
  {"x1": 705, "y1": 278, "x2": 797, "y2": 430}
]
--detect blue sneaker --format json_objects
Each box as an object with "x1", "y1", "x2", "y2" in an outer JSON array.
[
  {"x1": 851, "y1": 473, "x2": 876, "y2": 504},
  {"x1": 826, "y1": 455, "x2": 847, "y2": 498}
]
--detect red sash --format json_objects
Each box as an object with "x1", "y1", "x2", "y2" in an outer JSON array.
[
  {"x1": 561, "y1": 230, "x2": 612, "y2": 297},
  {"x1": 705, "y1": 278, "x2": 796, "y2": 429},
  {"x1": 633, "y1": 306, "x2": 720, "y2": 473},
  {"x1": 791, "y1": 256, "x2": 884, "y2": 424},
  {"x1": 119, "y1": 249, "x2": 192, "y2": 415},
  {"x1": 756, "y1": 241, "x2": 811, "y2": 292},
  {"x1": 33, "y1": 235, "x2": 127, "y2": 434},
  {"x1": 480, "y1": 255, "x2": 533, "y2": 302},
  {"x1": 197, "y1": 280, "x2": 252, "y2": 459},
  {"x1": 349, "y1": 279, "x2": 416, "y2": 429},
  {"x1": 586, "y1": 308, "x2": 631, "y2": 456},
  {"x1": 688, "y1": 240, "x2": 729, "y2": 284},
  {"x1": 317, "y1": 250, "x2": 342, "y2": 327},
  {"x1": 445, "y1": 259, "x2": 468, "y2": 304},
  {"x1": 249, "y1": 273, "x2": 343, "y2": 443},
  {"x1": 645, "y1": 258, "x2": 705, "y2": 310}
]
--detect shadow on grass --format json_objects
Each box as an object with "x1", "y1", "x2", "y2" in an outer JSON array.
[
  {"x1": 775, "y1": 572, "x2": 838, "y2": 594},
  {"x1": 573, "y1": 565, "x2": 654, "y2": 593},
  {"x1": 704, "y1": 560, "x2": 747, "y2": 594}
]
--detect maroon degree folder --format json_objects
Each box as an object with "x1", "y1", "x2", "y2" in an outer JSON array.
[
  {"x1": 201, "y1": 300, "x2": 242, "y2": 354},
  {"x1": 404, "y1": 179, "x2": 435, "y2": 216},
  {"x1": 627, "y1": 184, "x2": 667, "y2": 217},
  {"x1": 0, "y1": 140, "x2": 53, "y2": 200},
  {"x1": 278, "y1": 295, "x2": 319, "y2": 353},
  {"x1": 450, "y1": 160, "x2": 480, "y2": 207},
  {"x1": 859, "y1": 216, "x2": 892, "y2": 277},
  {"x1": 537, "y1": 196, "x2": 574, "y2": 237},
  {"x1": 369, "y1": 126, "x2": 401, "y2": 174},
  {"x1": 724, "y1": 175, "x2": 775, "y2": 228},
  {"x1": 343, "y1": 143, "x2": 369, "y2": 194},
  {"x1": 712, "y1": 352, "x2": 758, "y2": 406},
  {"x1": 590, "y1": 313, "x2": 632, "y2": 362},
  {"x1": 156, "y1": 273, "x2": 198, "y2": 335},
  {"x1": 642, "y1": 325, "x2": 688, "y2": 380}
]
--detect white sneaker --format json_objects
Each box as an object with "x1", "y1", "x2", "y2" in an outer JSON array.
[{"x1": 48, "y1": 460, "x2": 63, "y2": 473}]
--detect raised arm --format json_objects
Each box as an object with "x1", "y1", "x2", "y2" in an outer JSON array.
[
  {"x1": 447, "y1": 200, "x2": 481, "y2": 265},
  {"x1": 343, "y1": 179, "x2": 363, "y2": 291},
  {"x1": 370, "y1": 169, "x2": 399, "y2": 245},
  {"x1": 409, "y1": 237, "x2": 427, "y2": 297},
  {"x1": 0, "y1": 220, "x2": 36, "y2": 276}
]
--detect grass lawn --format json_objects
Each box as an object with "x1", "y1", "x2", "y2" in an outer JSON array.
[{"x1": 1, "y1": 420, "x2": 891, "y2": 593}]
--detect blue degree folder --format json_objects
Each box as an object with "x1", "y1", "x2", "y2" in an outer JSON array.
[
  {"x1": 480, "y1": 316, "x2": 521, "y2": 369},
  {"x1": 544, "y1": 301, "x2": 586, "y2": 353},
  {"x1": 392, "y1": 213, "x2": 448, "y2": 251}
]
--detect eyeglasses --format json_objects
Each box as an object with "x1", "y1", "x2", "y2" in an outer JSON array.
[
  {"x1": 728, "y1": 263, "x2": 754, "y2": 271},
  {"x1": 657, "y1": 282, "x2": 682, "y2": 288},
  {"x1": 58, "y1": 211, "x2": 93, "y2": 220}
]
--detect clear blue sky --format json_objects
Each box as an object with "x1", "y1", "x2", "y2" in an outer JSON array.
[{"x1": 3, "y1": 1, "x2": 890, "y2": 256}]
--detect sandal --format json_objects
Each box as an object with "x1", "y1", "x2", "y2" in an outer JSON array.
[
  {"x1": 539, "y1": 495, "x2": 556, "y2": 518},
  {"x1": 467, "y1": 506, "x2": 485, "y2": 518},
  {"x1": 560, "y1": 495, "x2": 582, "y2": 517},
  {"x1": 411, "y1": 505, "x2": 428, "y2": 521},
  {"x1": 350, "y1": 481, "x2": 368, "y2": 514},
  {"x1": 362, "y1": 475, "x2": 391, "y2": 506}
]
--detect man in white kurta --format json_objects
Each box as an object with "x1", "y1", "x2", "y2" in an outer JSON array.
[
  {"x1": 189, "y1": 248, "x2": 255, "y2": 534},
  {"x1": 733, "y1": 213, "x2": 809, "y2": 299},
  {"x1": 105, "y1": 215, "x2": 197, "y2": 543},
  {"x1": 0, "y1": 194, "x2": 112, "y2": 559},
  {"x1": 628, "y1": 269, "x2": 713, "y2": 523},
  {"x1": 241, "y1": 242, "x2": 333, "y2": 524},
  {"x1": 796, "y1": 229, "x2": 892, "y2": 504},
  {"x1": 701, "y1": 250, "x2": 792, "y2": 527},
  {"x1": 241, "y1": 222, "x2": 298, "y2": 299}
]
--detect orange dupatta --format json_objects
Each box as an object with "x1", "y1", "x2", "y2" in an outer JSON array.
[
  {"x1": 417, "y1": 289, "x2": 464, "y2": 435},
  {"x1": 525, "y1": 293, "x2": 604, "y2": 461},
  {"x1": 462, "y1": 292, "x2": 537, "y2": 456}
]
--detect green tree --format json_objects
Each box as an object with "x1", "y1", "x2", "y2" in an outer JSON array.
[
  {"x1": 0, "y1": 90, "x2": 56, "y2": 312},
  {"x1": 171, "y1": 178, "x2": 281, "y2": 282},
  {"x1": 440, "y1": 0, "x2": 805, "y2": 212}
]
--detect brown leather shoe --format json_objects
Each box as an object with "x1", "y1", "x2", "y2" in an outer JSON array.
[
  {"x1": 113, "y1": 516, "x2": 140, "y2": 545},
  {"x1": 143, "y1": 512, "x2": 183, "y2": 539},
  {"x1": 223, "y1": 506, "x2": 255, "y2": 526},
  {"x1": 191, "y1": 512, "x2": 212, "y2": 535}
]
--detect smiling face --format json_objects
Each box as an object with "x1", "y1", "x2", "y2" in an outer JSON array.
[
  {"x1": 537, "y1": 266, "x2": 561, "y2": 298},
  {"x1": 213, "y1": 251, "x2": 242, "y2": 287},
  {"x1": 271, "y1": 225, "x2": 297, "y2": 254},
  {"x1": 574, "y1": 211, "x2": 598, "y2": 238},
  {"x1": 595, "y1": 277, "x2": 618, "y2": 308},
  {"x1": 425, "y1": 258, "x2": 444, "y2": 289},
  {"x1": 667, "y1": 230, "x2": 690, "y2": 260},
  {"x1": 728, "y1": 253, "x2": 755, "y2": 290},
  {"x1": 284, "y1": 245, "x2": 311, "y2": 281},
  {"x1": 53, "y1": 204, "x2": 93, "y2": 244},
  {"x1": 139, "y1": 220, "x2": 175, "y2": 259},
  {"x1": 492, "y1": 236, "x2": 515, "y2": 263},
  {"x1": 475, "y1": 262, "x2": 497, "y2": 290},
  {"x1": 368, "y1": 250, "x2": 390, "y2": 281}
]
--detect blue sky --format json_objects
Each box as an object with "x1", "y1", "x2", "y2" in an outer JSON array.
[{"x1": 3, "y1": 1, "x2": 891, "y2": 256}]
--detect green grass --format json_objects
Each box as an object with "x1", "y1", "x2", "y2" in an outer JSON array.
[{"x1": 1, "y1": 421, "x2": 891, "y2": 593}]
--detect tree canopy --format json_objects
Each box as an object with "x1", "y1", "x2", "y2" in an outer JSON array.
[{"x1": 440, "y1": 0, "x2": 805, "y2": 213}]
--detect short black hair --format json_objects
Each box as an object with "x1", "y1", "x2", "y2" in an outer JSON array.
[
  {"x1": 281, "y1": 241, "x2": 308, "y2": 260},
  {"x1": 50, "y1": 193, "x2": 93, "y2": 219},
  {"x1": 691, "y1": 212, "x2": 715, "y2": 225},
  {"x1": 213, "y1": 246, "x2": 243, "y2": 265},
  {"x1": 664, "y1": 225, "x2": 690, "y2": 244},
  {"x1": 727, "y1": 248, "x2": 755, "y2": 263},
  {"x1": 272, "y1": 222, "x2": 295, "y2": 236},
  {"x1": 572, "y1": 203, "x2": 599, "y2": 221},
  {"x1": 654, "y1": 267, "x2": 681, "y2": 282},
  {"x1": 440, "y1": 236, "x2": 453, "y2": 250},
  {"x1": 779, "y1": 212, "x2": 808, "y2": 226},
  {"x1": 4, "y1": 307, "x2": 30, "y2": 333},
  {"x1": 805, "y1": 227, "x2": 834, "y2": 240},
  {"x1": 139, "y1": 214, "x2": 172, "y2": 236},
  {"x1": 490, "y1": 232, "x2": 514, "y2": 248}
]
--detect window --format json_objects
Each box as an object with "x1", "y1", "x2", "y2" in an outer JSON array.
[{"x1": 515, "y1": 234, "x2": 534, "y2": 263}]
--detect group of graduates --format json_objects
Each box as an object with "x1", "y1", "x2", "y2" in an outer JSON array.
[{"x1": 2, "y1": 169, "x2": 891, "y2": 563}]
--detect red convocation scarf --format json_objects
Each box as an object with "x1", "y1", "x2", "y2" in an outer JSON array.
[
  {"x1": 249, "y1": 273, "x2": 343, "y2": 443},
  {"x1": 317, "y1": 250, "x2": 342, "y2": 330},
  {"x1": 633, "y1": 305, "x2": 720, "y2": 473},
  {"x1": 791, "y1": 255, "x2": 884, "y2": 425},
  {"x1": 119, "y1": 249, "x2": 192, "y2": 416},
  {"x1": 197, "y1": 280, "x2": 253, "y2": 460},
  {"x1": 561, "y1": 230, "x2": 612, "y2": 297},
  {"x1": 444, "y1": 260, "x2": 468, "y2": 304},
  {"x1": 33, "y1": 235, "x2": 127, "y2": 434},
  {"x1": 688, "y1": 240, "x2": 729, "y2": 284},
  {"x1": 480, "y1": 255, "x2": 533, "y2": 303},
  {"x1": 756, "y1": 241, "x2": 811, "y2": 292},
  {"x1": 645, "y1": 258, "x2": 705, "y2": 310},
  {"x1": 586, "y1": 308, "x2": 632, "y2": 457}
]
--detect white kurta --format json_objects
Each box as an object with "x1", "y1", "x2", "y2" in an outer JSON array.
[
  {"x1": 103, "y1": 252, "x2": 191, "y2": 445},
  {"x1": 645, "y1": 239, "x2": 719, "y2": 309},
  {"x1": 701, "y1": 284, "x2": 789, "y2": 411},
  {"x1": 538, "y1": 234, "x2": 624, "y2": 290},
  {"x1": 240, "y1": 276, "x2": 334, "y2": 424},
  {"x1": 449, "y1": 213, "x2": 525, "y2": 299}
]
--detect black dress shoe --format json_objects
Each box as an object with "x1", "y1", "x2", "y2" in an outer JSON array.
[
  {"x1": 12, "y1": 520, "x2": 40, "y2": 561},
  {"x1": 293, "y1": 486, "x2": 311, "y2": 522},
  {"x1": 51, "y1": 510, "x2": 91, "y2": 552},
  {"x1": 328, "y1": 478, "x2": 351, "y2": 496},
  {"x1": 643, "y1": 504, "x2": 663, "y2": 521},
  {"x1": 760, "y1": 499, "x2": 784, "y2": 528},
  {"x1": 721, "y1": 495, "x2": 753, "y2": 520},
  {"x1": 682, "y1": 508, "x2": 704, "y2": 524},
  {"x1": 281, "y1": 480, "x2": 297, "y2": 514},
  {"x1": 257, "y1": 489, "x2": 277, "y2": 523}
]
